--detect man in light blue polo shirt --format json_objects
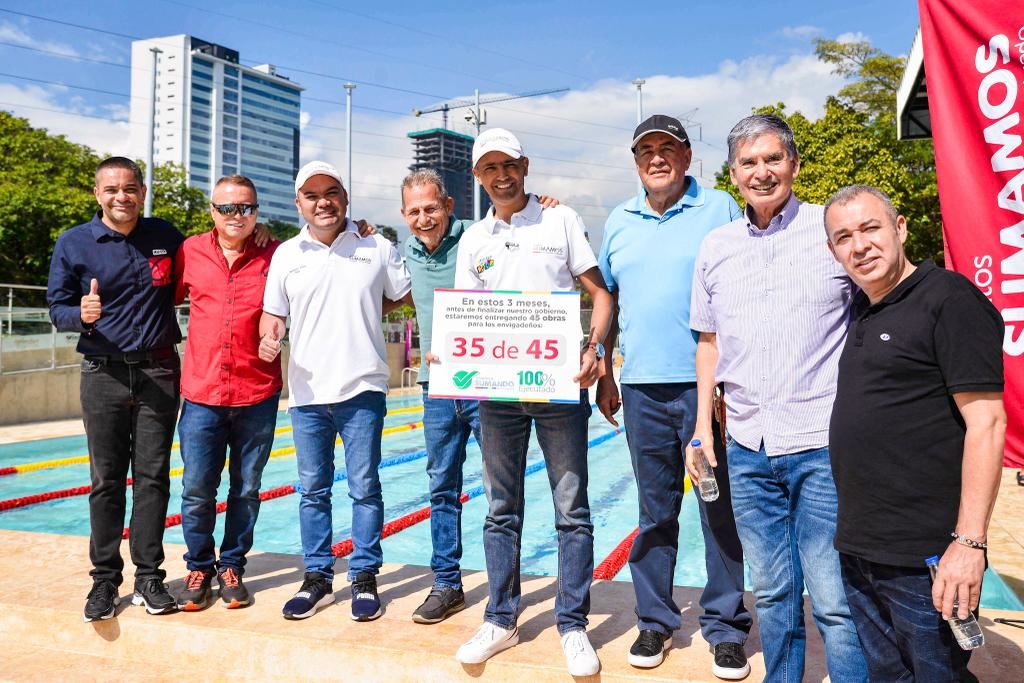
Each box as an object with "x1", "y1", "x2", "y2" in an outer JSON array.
[
  {"x1": 400, "y1": 169, "x2": 559, "y2": 625},
  {"x1": 596, "y1": 115, "x2": 752, "y2": 680}
]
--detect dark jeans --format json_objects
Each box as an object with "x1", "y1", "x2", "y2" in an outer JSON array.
[
  {"x1": 620, "y1": 382, "x2": 751, "y2": 645},
  {"x1": 840, "y1": 553, "x2": 978, "y2": 682},
  {"x1": 422, "y1": 384, "x2": 482, "y2": 589},
  {"x1": 478, "y1": 390, "x2": 593, "y2": 634},
  {"x1": 178, "y1": 393, "x2": 280, "y2": 575},
  {"x1": 80, "y1": 352, "x2": 181, "y2": 585}
]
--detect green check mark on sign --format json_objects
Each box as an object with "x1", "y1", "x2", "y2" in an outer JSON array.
[{"x1": 452, "y1": 370, "x2": 478, "y2": 390}]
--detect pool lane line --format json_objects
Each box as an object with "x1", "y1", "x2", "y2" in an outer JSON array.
[
  {"x1": 121, "y1": 440, "x2": 457, "y2": 538},
  {"x1": 0, "y1": 420, "x2": 425, "y2": 513},
  {"x1": 331, "y1": 427, "x2": 626, "y2": 558},
  {"x1": 0, "y1": 404, "x2": 425, "y2": 477},
  {"x1": 591, "y1": 477, "x2": 692, "y2": 581}
]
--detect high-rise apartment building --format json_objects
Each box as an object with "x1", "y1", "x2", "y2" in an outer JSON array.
[
  {"x1": 130, "y1": 35, "x2": 303, "y2": 224},
  {"x1": 407, "y1": 128, "x2": 490, "y2": 220}
]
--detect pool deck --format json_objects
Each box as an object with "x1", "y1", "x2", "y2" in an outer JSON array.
[{"x1": 1, "y1": 418, "x2": 1023, "y2": 681}]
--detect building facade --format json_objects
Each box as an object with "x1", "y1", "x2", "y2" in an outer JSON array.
[
  {"x1": 408, "y1": 128, "x2": 490, "y2": 220},
  {"x1": 130, "y1": 35, "x2": 303, "y2": 225}
]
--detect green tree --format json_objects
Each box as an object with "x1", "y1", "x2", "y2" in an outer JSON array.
[
  {"x1": 376, "y1": 224, "x2": 399, "y2": 244},
  {"x1": 266, "y1": 218, "x2": 300, "y2": 241},
  {"x1": 0, "y1": 111, "x2": 100, "y2": 285},
  {"x1": 150, "y1": 162, "x2": 213, "y2": 236},
  {"x1": 716, "y1": 40, "x2": 942, "y2": 264}
]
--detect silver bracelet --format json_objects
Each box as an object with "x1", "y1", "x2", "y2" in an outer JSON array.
[{"x1": 951, "y1": 532, "x2": 988, "y2": 550}]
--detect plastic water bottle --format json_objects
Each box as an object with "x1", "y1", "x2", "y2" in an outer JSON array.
[
  {"x1": 925, "y1": 555, "x2": 985, "y2": 650},
  {"x1": 690, "y1": 439, "x2": 719, "y2": 502}
]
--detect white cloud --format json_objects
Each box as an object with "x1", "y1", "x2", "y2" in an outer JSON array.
[
  {"x1": 0, "y1": 83, "x2": 132, "y2": 157},
  {"x1": 300, "y1": 50, "x2": 846, "y2": 245},
  {"x1": 781, "y1": 25, "x2": 823, "y2": 39},
  {"x1": 0, "y1": 21, "x2": 80, "y2": 58},
  {"x1": 836, "y1": 31, "x2": 869, "y2": 44}
]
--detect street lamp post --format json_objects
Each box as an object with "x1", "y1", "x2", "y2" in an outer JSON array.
[
  {"x1": 344, "y1": 82, "x2": 356, "y2": 213},
  {"x1": 144, "y1": 47, "x2": 162, "y2": 217},
  {"x1": 632, "y1": 79, "x2": 646, "y2": 195}
]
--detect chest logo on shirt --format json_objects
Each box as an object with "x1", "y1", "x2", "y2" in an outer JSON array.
[
  {"x1": 504, "y1": 241, "x2": 520, "y2": 251},
  {"x1": 343, "y1": 255, "x2": 373, "y2": 265},
  {"x1": 476, "y1": 257, "x2": 495, "y2": 274},
  {"x1": 149, "y1": 256, "x2": 172, "y2": 287},
  {"x1": 880, "y1": 333, "x2": 891, "y2": 342},
  {"x1": 532, "y1": 244, "x2": 565, "y2": 256},
  {"x1": 151, "y1": 248, "x2": 168, "y2": 256}
]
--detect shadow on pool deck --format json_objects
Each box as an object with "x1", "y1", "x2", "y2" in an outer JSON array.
[{"x1": 1, "y1": 527, "x2": 1022, "y2": 682}]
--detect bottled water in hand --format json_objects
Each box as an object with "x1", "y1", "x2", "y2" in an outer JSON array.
[
  {"x1": 925, "y1": 555, "x2": 985, "y2": 650},
  {"x1": 690, "y1": 439, "x2": 719, "y2": 502}
]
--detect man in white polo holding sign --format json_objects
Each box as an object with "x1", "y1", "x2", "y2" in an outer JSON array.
[{"x1": 446, "y1": 128, "x2": 612, "y2": 676}]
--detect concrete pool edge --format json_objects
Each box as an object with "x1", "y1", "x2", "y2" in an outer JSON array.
[{"x1": 2, "y1": 529, "x2": 1022, "y2": 682}]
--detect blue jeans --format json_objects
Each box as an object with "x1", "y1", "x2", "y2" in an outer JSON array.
[
  {"x1": 620, "y1": 383, "x2": 751, "y2": 644},
  {"x1": 179, "y1": 394, "x2": 280, "y2": 574},
  {"x1": 727, "y1": 441, "x2": 867, "y2": 683},
  {"x1": 289, "y1": 391, "x2": 386, "y2": 582},
  {"x1": 478, "y1": 391, "x2": 593, "y2": 634},
  {"x1": 840, "y1": 554, "x2": 977, "y2": 682},
  {"x1": 422, "y1": 384, "x2": 482, "y2": 588}
]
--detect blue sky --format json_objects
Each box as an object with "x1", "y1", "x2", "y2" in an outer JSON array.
[{"x1": 0, "y1": 1, "x2": 922, "y2": 235}]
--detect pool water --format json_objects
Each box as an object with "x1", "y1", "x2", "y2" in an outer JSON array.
[{"x1": 1, "y1": 395, "x2": 1021, "y2": 611}]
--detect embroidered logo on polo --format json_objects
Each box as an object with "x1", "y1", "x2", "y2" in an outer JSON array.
[
  {"x1": 476, "y1": 257, "x2": 495, "y2": 274},
  {"x1": 880, "y1": 333, "x2": 891, "y2": 342},
  {"x1": 504, "y1": 241, "x2": 520, "y2": 251},
  {"x1": 532, "y1": 245, "x2": 565, "y2": 256},
  {"x1": 148, "y1": 256, "x2": 172, "y2": 287},
  {"x1": 151, "y1": 248, "x2": 168, "y2": 256},
  {"x1": 342, "y1": 255, "x2": 373, "y2": 265}
]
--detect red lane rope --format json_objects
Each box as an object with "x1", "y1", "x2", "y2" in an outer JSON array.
[
  {"x1": 332, "y1": 492, "x2": 470, "y2": 558},
  {"x1": 0, "y1": 477, "x2": 137, "y2": 512},
  {"x1": 120, "y1": 483, "x2": 297, "y2": 539},
  {"x1": 592, "y1": 527, "x2": 639, "y2": 580},
  {"x1": 0, "y1": 467, "x2": 16, "y2": 477}
]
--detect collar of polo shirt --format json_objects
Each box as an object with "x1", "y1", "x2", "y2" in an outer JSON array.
[{"x1": 481, "y1": 194, "x2": 543, "y2": 233}]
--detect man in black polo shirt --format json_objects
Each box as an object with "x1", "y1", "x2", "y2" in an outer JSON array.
[
  {"x1": 48, "y1": 157, "x2": 184, "y2": 621},
  {"x1": 824, "y1": 185, "x2": 1005, "y2": 681}
]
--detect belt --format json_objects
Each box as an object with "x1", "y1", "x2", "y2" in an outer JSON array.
[{"x1": 84, "y1": 346, "x2": 178, "y2": 365}]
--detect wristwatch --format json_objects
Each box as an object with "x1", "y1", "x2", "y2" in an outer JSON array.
[{"x1": 585, "y1": 341, "x2": 606, "y2": 360}]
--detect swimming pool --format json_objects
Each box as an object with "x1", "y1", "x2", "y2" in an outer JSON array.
[{"x1": 1, "y1": 394, "x2": 1021, "y2": 611}]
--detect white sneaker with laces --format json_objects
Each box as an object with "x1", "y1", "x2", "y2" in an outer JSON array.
[
  {"x1": 455, "y1": 622, "x2": 520, "y2": 664},
  {"x1": 561, "y1": 630, "x2": 601, "y2": 677}
]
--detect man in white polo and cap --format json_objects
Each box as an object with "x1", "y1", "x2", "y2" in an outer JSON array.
[
  {"x1": 259, "y1": 160, "x2": 412, "y2": 622},
  {"x1": 450, "y1": 129, "x2": 613, "y2": 676}
]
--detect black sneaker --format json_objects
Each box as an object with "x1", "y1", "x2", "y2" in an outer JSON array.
[
  {"x1": 83, "y1": 580, "x2": 120, "y2": 622},
  {"x1": 350, "y1": 571, "x2": 382, "y2": 621},
  {"x1": 412, "y1": 585, "x2": 466, "y2": 624},
  {"x1": 217, "y1": 567, "x2": 250, "y2": 609},
  {"x1": 713, "y1": 642, "x2": 751, "y2": 680},
  {"x1": 177, "y1": 569, "x2": 214, "y2": 611},
  {"x1": 132, "y1": 577, "x2": 177, "y2": 615},
  {"x1": 628, "y1": 629, "x2": 672, "y2": 668},
  {"x1": 282, "y1": 572, "x2": 334, "y2": 620}
]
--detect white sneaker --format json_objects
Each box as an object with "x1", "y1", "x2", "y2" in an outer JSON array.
[
  {"x1": 455, "y1": 622, "x2": 520, "y2": 664},
  {"x1": 561, "y1": 630, "x2": 600, "y2": 677}
]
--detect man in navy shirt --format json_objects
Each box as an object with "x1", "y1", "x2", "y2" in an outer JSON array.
[{"x1": 48, "y1": 157, "x2": 185, "y2": 621}]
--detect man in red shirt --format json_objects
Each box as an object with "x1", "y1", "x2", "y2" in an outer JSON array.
[{"x1": 172, "y1": 175, "x2": 283, "y2": 610}]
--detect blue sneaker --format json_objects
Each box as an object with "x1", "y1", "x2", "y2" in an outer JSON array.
[
  {"x1": 282, "y1": 572, "x2": 334, "y2": 620},
  {"x1": 350, "y1": 571, "x2": 382, "y2": 621}
]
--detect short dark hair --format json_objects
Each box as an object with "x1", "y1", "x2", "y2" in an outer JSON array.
[
  {"x1": 213, "y1": 174, "x2": 258, "y2": 197},
  {"x1": 95, "y1": 156, "x2": 144, "y2": 187},
  {"x1": 823, "y1": 185, "x2": 900, "y2": 231}
]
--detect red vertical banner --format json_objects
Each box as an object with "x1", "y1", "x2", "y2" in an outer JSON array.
[{"x1": 919, "y1": 0, "x2": 1024, "y2": 467}]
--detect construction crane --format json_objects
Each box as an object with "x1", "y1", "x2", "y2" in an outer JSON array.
[
  {"x1": 412, "y1": 87, "x2": 569, "y2": 219},
  {"x1": 412, "y1": 87, "x2": 569, "y2": 130}
]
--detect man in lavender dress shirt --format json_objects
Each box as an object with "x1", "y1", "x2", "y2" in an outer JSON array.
[{"x1": 687, "y1": 115, "x2": 867, "y2": 683}]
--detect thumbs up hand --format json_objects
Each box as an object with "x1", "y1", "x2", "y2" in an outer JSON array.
[
  {"x1": 80, "y1": 278, "x2": 102, "y2": 324},
  {"x1": 258, "y1": 327, "x2": 282, "y2": 362}
]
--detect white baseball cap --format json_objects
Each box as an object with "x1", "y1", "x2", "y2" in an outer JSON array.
[
  {"x1": 472, "y1": 128, "x2": 524, "y2": 168},
  {"x1": 294, "y1": 160, "x2": 344, "y2": 194}
]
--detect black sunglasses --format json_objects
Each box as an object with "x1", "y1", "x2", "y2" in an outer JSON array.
[{"x1": 212, "y1": 203, "x2": 259, "y2": 217}]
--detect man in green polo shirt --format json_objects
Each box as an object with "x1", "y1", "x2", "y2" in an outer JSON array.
[{"x1": 400, "y1": 169, "x2": 557, "y2": 624}]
